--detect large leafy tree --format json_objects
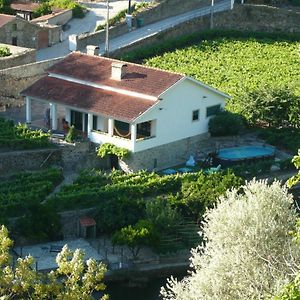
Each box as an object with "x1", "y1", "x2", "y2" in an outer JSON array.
[
  {"x1": 0, "y1": 226, "x2": 108, "y2": 299},
  {"x1": 161, "y1": 180, "x2": 300, "y2": 300}
]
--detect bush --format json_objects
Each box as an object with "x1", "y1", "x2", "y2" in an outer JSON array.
[
  {"x1": 258, "y1": 128, "x2": 300, "y2": 153},
  {"x1": 65, "y1": 125, "x2": 76, "y2": 143},
  {"x1": 16, "y1": 203, "x2": 62, "y2": 242},
  {"x1": 279, "y1": 158, "x2": 297, "y2": 171},
  {"x1": 0, "y1": 46, "x2": 11, "y2": 57},
  {"x1": 32, "y1": 2, "x2": 51, "y2": 18},
  {"x1": 145, "y1": 198, "x2": 183, "y2": 233},
  {"x1": 97, "y1": 143, "x2": 130, "y2": 159},
  {"x1": 112, "y1": 219, "x2": 156, "y2": 259},
  {"x1": 0, "y1": 118, "x2": 50, "y2": 150},
  {"x1": 208, "y1": 111, "x2": 244, "y2": 136}
]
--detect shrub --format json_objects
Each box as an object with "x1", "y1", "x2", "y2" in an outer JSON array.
[
  {"x1": 112, "y1": 219, "x2": 156, "y2": 259},
  {"x1": 97, "y1": 143, "x2": 130, "y2": 159},
  {"x1": 208, "y1": 111, "x2": 244, "y2": 136},
  {"x1": 16, "y1": 203, "x2": 62, "y2": 242},
  {"x1": 279, "y1": 158, "x2": 296, "y2": 171},
  {"x1": 65, "y1": 125, "x2": 76, "y2": 143},
  {"x1": 0, "y1": 46, "x2": 11, "y2": 57},
  {"x1": 32, "y1": 2, "x2": 51, "y2": 18},
  {"x1": 145, "y1": 198, "x2": 183, "y2": 233}
]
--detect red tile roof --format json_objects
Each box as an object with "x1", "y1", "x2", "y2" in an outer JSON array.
[
  {"x1": 47, "y1": 52, "x2": 184, "y2": 97},
  {"x1": 79, "y1": 217, "x2": 96, "y2": 227},
  {"x1": 0, "y1": 14, "x2": 15, "y2": 28},
  {"x1": 21, "y1": 76, "x2": 156, "y2": 122}
]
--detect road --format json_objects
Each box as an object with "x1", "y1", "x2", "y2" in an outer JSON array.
[
  {"x1": 100, "y1": 0, "x2": 231, "y2": 55},
  {"x1": 37, "y1": 0, "x2": 147, "y2": 61},
  {"x1": 37, "y1": 0, "x2": 231, "y2": 61}
]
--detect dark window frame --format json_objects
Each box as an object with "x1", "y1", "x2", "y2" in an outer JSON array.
[
  {"x1": 192, "y1": 109, "x2": 200, "y2": 121},
  {"x1": 206, "y1": 104, "x2": 221, "y2": 117}
]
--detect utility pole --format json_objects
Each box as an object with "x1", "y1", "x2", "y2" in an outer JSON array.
[
  {"x1": 105, "y1": 0, "x2": 110, "y2": 57},
  {"x1": 210, "y1": 0, "x2": 214, "y2": 29},
  {"x1": 128, "y1": 0, "x2": 132, "y2": 14}
]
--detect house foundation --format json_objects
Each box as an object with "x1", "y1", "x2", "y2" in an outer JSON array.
[{"x1": 121, "y1": 133, "x2": 211, "y2": 172}]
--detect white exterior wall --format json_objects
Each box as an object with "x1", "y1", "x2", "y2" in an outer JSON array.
[
  {"x1": 134, "y1": 78, "x2": 226, "y2": 152},
  {"x1": 89, "y1": 131, "x2": 132, "y2": 150}
]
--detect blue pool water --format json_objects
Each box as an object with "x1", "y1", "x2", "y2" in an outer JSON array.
[{"x1": 217, "y1": 146, "x2": 275, "y2": 160}]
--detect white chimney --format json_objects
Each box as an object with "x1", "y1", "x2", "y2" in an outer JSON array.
[
  {"x1": 111, "y1": 62, "x2": 127, "y2": 80},
  {"x1": 86, "y1": 45, "x2": 99, "y2": 56}
]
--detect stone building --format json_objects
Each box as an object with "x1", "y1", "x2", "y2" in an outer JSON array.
[{"x1": 0, "y1": 13, "x2": 61, "y2": 49}]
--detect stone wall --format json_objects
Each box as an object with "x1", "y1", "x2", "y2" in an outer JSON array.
[
  {"x1": 136, "y1": 0, "x2": 210, "y2": 26},
  {"x1": 76, "y1": 23, "x2": 129, "y2": 51},
  {"x1": 121, "y1": 133, "x2": 210, "y2": 172},
  {"x1": 58, "y1": 207, "x2": 97, "y2": 238},
  {"x1": 58, "y1": 141, "x2": 109, "y2": 171},
  {"x1": 73, "y1": 0, "x2": 211, "y2": 51},
  {"x1": 0, "y1": 57, "x2": 62, "y2": 108},
  {"x1": 121, "y1": 133, "x2": 268, "y2": 172},
  {"x1": 0, "y1": 148, "x2": 62, "y2": 175},
  {"x1": 0, "y1": 44, "x2": 36, "y2": 70},
  {"x1": 0, "y1": 17, "x2": 40, "y2": 49},
  {"x1": 112, "y1": 4, "x2": 300, "y2": 57}
]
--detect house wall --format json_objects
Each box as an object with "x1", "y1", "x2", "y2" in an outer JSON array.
[
  {"x1": 134, "y1": 79, "x2": 226, "y2": 152},
  {"x1": 121, "y1": 132, "x2": 210, "y2": 172},
  {"x1": 0, "y1": 18, "x2": 40, "y2": 48},
  {"x1": 44, "y1": 9, "x2": 72, "y2": 26},
  {"x1": 0, "y1": 17, "x2": 61, "y2": 49}
]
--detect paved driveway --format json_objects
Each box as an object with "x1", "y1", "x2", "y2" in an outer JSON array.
[{"x1": 37, "y1": 0, "x2": 149, "y2": 61}]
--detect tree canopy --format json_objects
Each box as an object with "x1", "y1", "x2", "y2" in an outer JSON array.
[
  {"x1": 0, "y1": 226, "x2": 108, "y2": 299},
  {"x1": 161, "y1": 180, "x2": 300, "y2": 300}
]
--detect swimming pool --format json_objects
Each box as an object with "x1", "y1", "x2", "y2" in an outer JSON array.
[{"x1": 216, "y1": 145, "x2": 275, "y2": 166}]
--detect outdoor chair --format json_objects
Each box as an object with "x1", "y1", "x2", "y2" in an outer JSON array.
[{"x1": 205, "y1": 164, "x2": 221, "y2": 175}]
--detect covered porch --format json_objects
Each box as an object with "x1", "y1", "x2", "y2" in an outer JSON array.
[{"x1": 25, "y1": 97, "x2": 157, "y2": 152}]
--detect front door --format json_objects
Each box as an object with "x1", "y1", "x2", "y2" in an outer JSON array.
[{"x1": 71, "y1": 110, "x2": 83, "y2": 131}]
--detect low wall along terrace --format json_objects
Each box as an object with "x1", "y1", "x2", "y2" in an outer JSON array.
[
  {"x1": 112, "y1": 4, "x2": 300, "y2": 57},
  {"x1": 0, "y1": 148, "x2": 62, "y2": 175},
  {"x1": 0, "y1": 57, "x2": 63, "y2": 108}
]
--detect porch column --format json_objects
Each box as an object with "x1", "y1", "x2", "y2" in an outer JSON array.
[
  {"x1": 108, "y1": 118, "x2": 114, "y2": 136},
  {"x1": 65, "y1": 107, "x2": 71, "y2": 123},
  {"x1": 87, "y1": 113, "x2": 93, "y2": 138},
  {"x1": 131, "y1": 123, "x2": 137, "y2": 151},
  {"x1": 51, "y1": 103, "x2": 58, "y2": 130},
  {"x1": 82, "y1": 113, "x2": 86, "y2": 132},
  {"x1": 25, "y1": 97, "x2": 32, "y2": 124}
]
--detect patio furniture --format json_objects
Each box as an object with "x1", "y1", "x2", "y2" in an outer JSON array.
[
  {"x1": 162, "y1": 168, "x2": 177, "y2": 175},
  {"x1": 205, "y1": 164, "x2": 221, "y2": 174},
  {"x1": 50, "y1": 245, "x2": 63, "y2": 253},
  {"x1": 186, "y1": 155, "x2": 196, "y2": 167}
]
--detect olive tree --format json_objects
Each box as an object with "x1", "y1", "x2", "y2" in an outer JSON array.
[
  {"x1": 161, "y1": 180, "x2": 300, "y2": 300},
  {"x1": 0, "y1": 226, "x2": 108, "y2": 299}
]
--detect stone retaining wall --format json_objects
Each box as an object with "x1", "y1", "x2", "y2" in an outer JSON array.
[
  {"x1": 74, "y1": 0, "x2": 210, "y2": 51},
  {"x1": 0, "y1": 46, "x2": 36, "y2": 70},
  {"x1": 122, "y1": 133, "x2": 265, "y2": 172},
  {"x1": 0, "y1": 148, "x2": 62, "y2": 175},
  {"x1": 112, "y1": 4, "x2": 300, "y2": 57},
  {"x1": 58, "y1": 207, "x2": 98, "y2": 238},
  {"x1": 0, "y1": 57, "x2": 63, "y2": 108}
]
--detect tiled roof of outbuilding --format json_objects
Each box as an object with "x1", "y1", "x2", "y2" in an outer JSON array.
[{"x1": 0, "y1": 14, "x2": 15, "y2": 28}]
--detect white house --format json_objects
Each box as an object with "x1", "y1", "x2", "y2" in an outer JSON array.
[{"x1": 21, "y1": 50, "x2": 229, "y2": 170}]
